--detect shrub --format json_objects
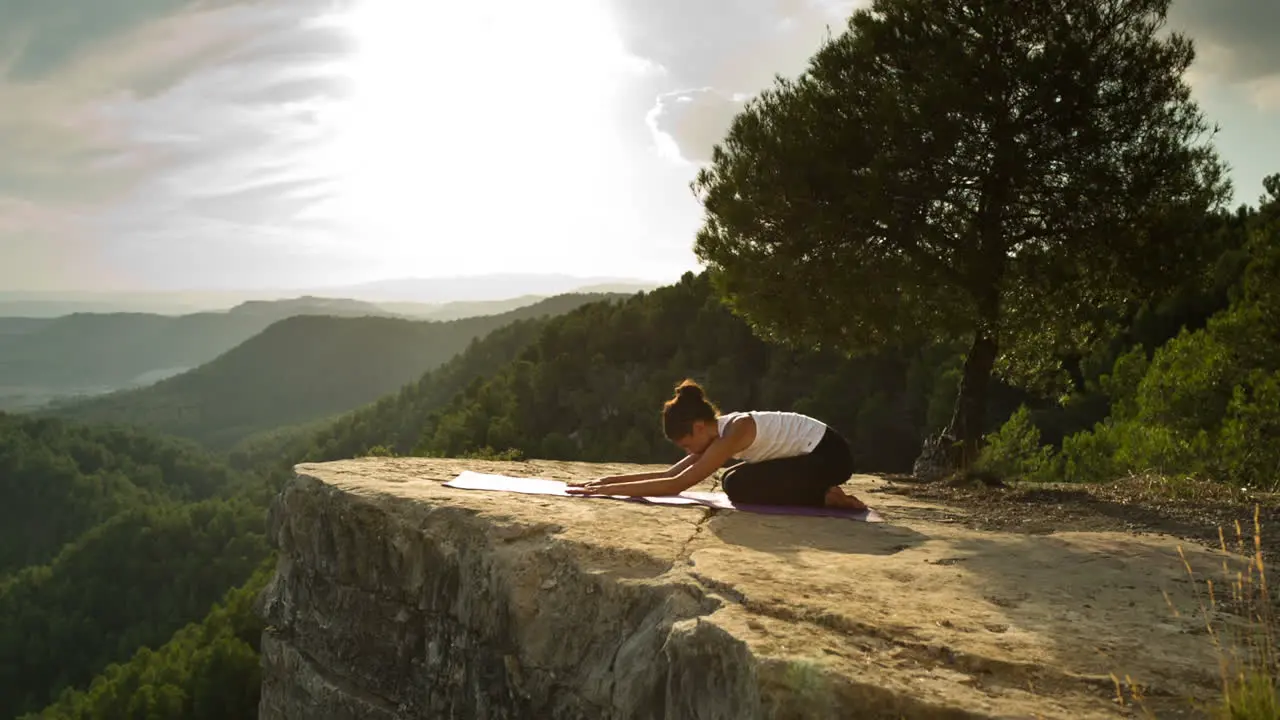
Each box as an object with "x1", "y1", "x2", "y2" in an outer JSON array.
[
  {"x1": 458, "y1": 447, "x2": 525, "y2": 462},
  {"x1": 1216, "y1": 371, "x2": 1280, "y2": 491},
  {"x1": 976, "y1": 406, "x2": 1053, "y2": 481},
  {"x1": 1098, "y1": 345, "x2": 1149, "y2": 422},
  {"x1": 1056, "y1": 422, "x2": 1121, "y2": 483},
  {"x1": 1135, "y1": 329, "x2": 1238, "y2": 435}
]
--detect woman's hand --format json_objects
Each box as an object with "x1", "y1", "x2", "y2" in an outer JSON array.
[{"x1": 564, "y1": 476, "x2": 618, "y2": 494}]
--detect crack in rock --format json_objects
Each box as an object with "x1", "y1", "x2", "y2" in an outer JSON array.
[{"x1": 671, "y1": 508, "x2": 717, "y2": 570}]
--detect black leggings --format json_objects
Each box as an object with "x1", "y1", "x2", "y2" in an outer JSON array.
[{"x1": 720, "y1": 427, "x2": 855, "y2": 507}]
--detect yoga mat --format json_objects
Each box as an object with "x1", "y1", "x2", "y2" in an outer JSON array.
[{"x1": 443, "y1": 471, "x2": 885, "y2": 522}]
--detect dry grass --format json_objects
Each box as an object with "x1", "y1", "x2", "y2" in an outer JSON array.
[
  {"x1": 1108, "y1": 472, "x2": 1260, "y2": 507},
  {"x1": 1116, "y1": 505, "x2": 1278, "y2": 718}
]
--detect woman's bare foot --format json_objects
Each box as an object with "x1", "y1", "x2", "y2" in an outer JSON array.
[{"x1": 824, "y1": 486, "x2": 869, "y2": 511}]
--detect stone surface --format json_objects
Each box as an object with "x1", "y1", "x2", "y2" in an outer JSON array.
[{"x1": 258, "y1": 457, "x2": 1234, "y2": 719}]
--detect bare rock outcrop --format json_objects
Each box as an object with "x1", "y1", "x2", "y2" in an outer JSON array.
[{"x1": 257, "y1": 457, "x2": 1231, "y2": 719}]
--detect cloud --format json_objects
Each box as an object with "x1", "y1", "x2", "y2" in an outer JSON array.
[
  {"x1": 608, "y1": 0, "x2": 857, "y2": 91},
  {"x1": 0, "y1": 0, "x2": 360, "y2": 289},
  {"x1": 0, "y1": 3, "x2": 293, "y2": 200},
  {"x1": 0, "y1": 0, "x2": 213, "y2": 80},
  {"x1": 1169, "y1": 0, "x2": 1280, "y2": 110},
  {"x1": 645, "y1": 89, "x2": 747, "y2": 164},
  {"x1": 1170, "y1": 0, "x2": 1280, "y2": 81},
  {"x1": 606, "y1": 0, "x2": 860, "y2": 164},
  {"x1": 1242, "y1": 77, "x2": 1280, "y2": 111}
]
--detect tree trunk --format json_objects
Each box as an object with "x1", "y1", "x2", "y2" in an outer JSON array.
[
  {"x1": 911, "y1": 330, "x2": 999, "y2": 481},
  {"x1": 945, "y1": 331, "x2": 999, "y2": 469}
]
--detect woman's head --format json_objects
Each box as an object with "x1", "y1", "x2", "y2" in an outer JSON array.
[{"x1": 662, "y1": 379, "x2": 720, "y2": 453}]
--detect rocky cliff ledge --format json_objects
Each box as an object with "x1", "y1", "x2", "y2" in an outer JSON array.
[{"x1": 257, "y1": 458, "x2": 1230, "y2": 719}]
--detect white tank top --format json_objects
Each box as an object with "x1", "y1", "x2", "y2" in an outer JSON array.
[{"x1": 717, "y1": 411, "x2": 828, "y2": 463}]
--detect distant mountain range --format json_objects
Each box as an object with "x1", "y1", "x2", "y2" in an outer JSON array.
[
  {"x1": 317, "y1": 274, "x2": 659, "y2": 304},
  {"x1": 0, "y1": 273, "x2": 662, "y2": 317},
  {"x1": 42, "y1": 293, "x2": 624, "y2": 448},
  {"x1": 0, "y1": 288, "x2": 647, "y2": 411}
]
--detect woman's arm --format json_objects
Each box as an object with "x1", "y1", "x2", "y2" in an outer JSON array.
[
  {"x1": 569, "y1": 453, "x2": 701, "y2": 487},
  {"x1": 567, "y1": 422, "x2": 751, "y2": 497}
]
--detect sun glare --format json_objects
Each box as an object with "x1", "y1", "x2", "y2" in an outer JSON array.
[{"x1": 309, "y1": 0, "x2": 649, "y2": 272}]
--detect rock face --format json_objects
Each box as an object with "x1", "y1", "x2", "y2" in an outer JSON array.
[{"x1": 258, "y1": 458, "x2": 1231, "y2": 719}]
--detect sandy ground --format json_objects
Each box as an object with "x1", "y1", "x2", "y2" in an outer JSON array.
[{"x1": 874, "y1": 472, "x2": 1280, "y2": 563}]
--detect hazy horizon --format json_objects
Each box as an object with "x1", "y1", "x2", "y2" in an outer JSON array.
[
  {"x1": 2, "y1": 0, "x2": 1277, "y2": 293},
  {"x1": 0, "y1": 271, "x2": 668, "y2": 297}
]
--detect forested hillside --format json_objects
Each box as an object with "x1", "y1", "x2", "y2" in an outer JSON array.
[
  {"x1": 43, "y1": 293, "x2": 625, "y2": 448},
  {"x1": 235, "y1": 314, "x2": 558, "y2": 469},
  {"x1": 0, "y1": 415, "x2": 246, "y2": 576},
  {"x1": 25, "y1": 563, "x2": 272, "y2": 720},
  {"x1": 0, "y1": 498, "x2": 268, "y2": 718},
  {"x1": 0, "y1": 414, "x2": 270, "y2": 718}
]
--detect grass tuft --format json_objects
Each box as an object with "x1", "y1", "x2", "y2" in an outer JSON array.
[
  {"x1": 1205, "y1": 505, "x2": 1278, "y2": 719},
  {"x1": 1121, "y1": 504, "x2": 1278, "y2": 717}
]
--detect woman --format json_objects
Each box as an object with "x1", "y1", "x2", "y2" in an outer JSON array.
[{"x1": 567, "y1": 379, "x2": 868, "y2": 510}]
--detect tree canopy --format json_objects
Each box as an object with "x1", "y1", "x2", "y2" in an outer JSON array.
[
  {"x1": 0, "y1": 413, "x2": 268, "y2": 718},
  {"x1": 692, "y1": 0, "x2": 1229, "y2": 467}
]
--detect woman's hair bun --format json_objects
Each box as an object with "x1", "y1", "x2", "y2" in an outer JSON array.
[
  {"x1": 674, "y1": 379, "x2": 704, "y2": 402},
  {"x1": 662, "y1": 378, "x2": 718, "y2": 440}
]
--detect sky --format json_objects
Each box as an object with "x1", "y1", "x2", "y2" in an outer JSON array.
[{"x1": 0, "y1": 0, "x2": 1276, "y2": 293}]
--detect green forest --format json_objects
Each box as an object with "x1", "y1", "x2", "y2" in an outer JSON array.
[
  {"x1": 4, "y1": 0, "x2": 1280, "y2": 716},
  {"x1": 0, "y1": 415, "x2": 272, "y2": 718}
]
